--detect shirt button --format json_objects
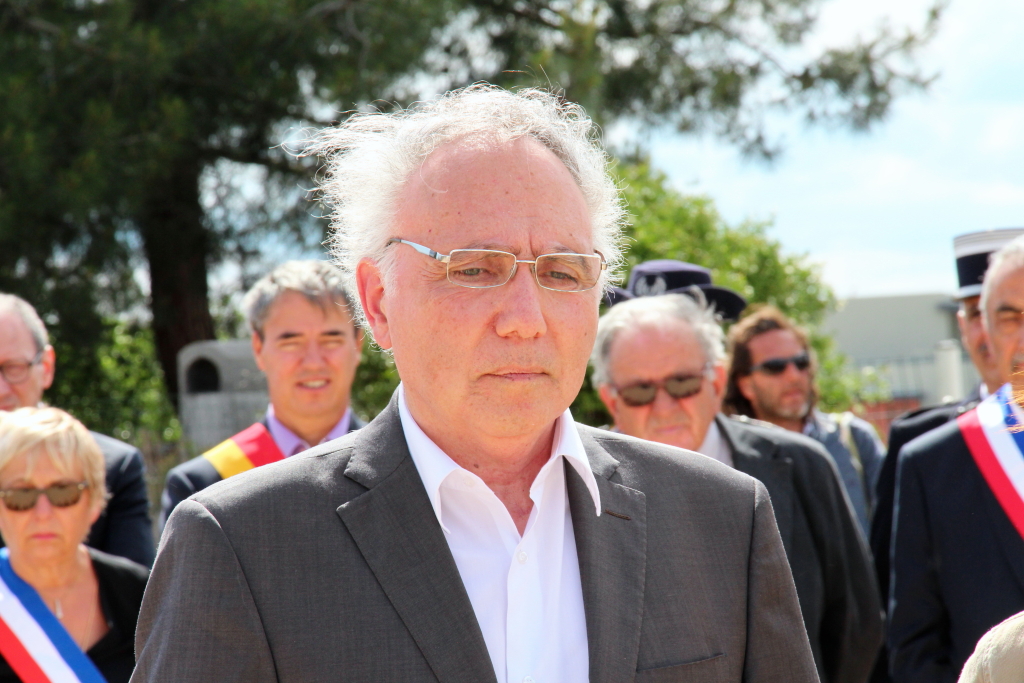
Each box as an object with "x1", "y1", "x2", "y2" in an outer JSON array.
[
  {"x1": 523, "y1": 677, "x2": 535, "y2": 683},
  {"x1": 516, "y1": 550, "x2": 528, "y2": 564}
]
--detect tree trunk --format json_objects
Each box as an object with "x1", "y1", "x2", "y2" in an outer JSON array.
[{"x1": 138, "y1": 155, "x2": 215, "y2": 407}]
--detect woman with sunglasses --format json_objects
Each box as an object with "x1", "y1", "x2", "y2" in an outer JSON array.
[{"x1": 0, "y1": 407, "x2": 148, "y2": 683}]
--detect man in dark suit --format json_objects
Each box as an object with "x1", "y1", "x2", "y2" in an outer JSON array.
[
  {"x1": 593, "y1": 290, "x2": 882, "y2": 683},
  {"x1": 134, "y1": 85, "x2": 817, "y2": 682},
  {"x1": 160, "y1": 260, "x2": 364, "y2": 526},
  {"x1": 0, "y1": 293, "x2": 154, "y2": 567},
  {"x1": 890, "y1": 233, "x2": 1024, "y2": 682},
  {"x1": 872, "y1": 228, "x2": 1023, "y2": 607},
  {"x1": 868, "y1": 229, "x2": 1023, "y2": 683}
]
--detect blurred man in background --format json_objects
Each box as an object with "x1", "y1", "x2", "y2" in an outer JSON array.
[
  {"x1": 0, "y1": 293, "x2": 154, "y2": 567},
  {"x1": 160, "y1": 260, "x2": 363, "y2": 526},
  {"x1": 724, "y1": 307, "x2": 885, "y2": 538},
  {"x1": 593, "y1": 289, "x2": 882, "y2": 683},
  {"x1": 889, "y1": 234, "x2": 1024, "y2": 683},
  {"x1": 872, "y1": 228, "x2": 1024, "y2": 611}
]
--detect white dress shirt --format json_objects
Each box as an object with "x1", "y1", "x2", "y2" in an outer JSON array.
[
  {"x1": 698, "y1": 419, "x2": 734, "y2": 468},
  {"x1": 398, "y1": 384, "x2": 601, "y2": 683}
]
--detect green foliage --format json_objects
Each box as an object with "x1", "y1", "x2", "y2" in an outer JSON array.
[
  {"x1": 47, "y1": 320, "x2": 181, "y2": 444},
  {"x1": 351, "y1": 342, "x2": 400, "y2": 423},
  {"x1": 0, "y1": 0, "x2": 929, "y2": 430},
  {"x1": 455, "y1": 0, "x2": 942, "y2": 157},
  {"x1": 615, "y1": 161, "x2": 835, "y2": 324}
]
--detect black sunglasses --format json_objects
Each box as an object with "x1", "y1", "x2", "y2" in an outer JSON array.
[
  {"x1": 0, "y1": 482, "x2": 88, "y2": 512},
  {"x1": 750, "y1": 353, "x2": 811, "y2": 376},
  {"x1": 615, "y1": 366, "x2": 711, "y2": 407}
]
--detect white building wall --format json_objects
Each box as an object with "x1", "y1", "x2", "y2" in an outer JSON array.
[{"x1": 821, "y1": 293, "x2": 976, "y2": 406}]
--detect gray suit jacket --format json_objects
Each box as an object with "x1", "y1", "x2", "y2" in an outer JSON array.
[{"x1": 133, "y1": 398, "x2": 818, "y2": 683}]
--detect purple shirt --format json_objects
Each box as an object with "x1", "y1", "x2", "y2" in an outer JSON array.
[{"x1": 265, "y1": 405, "x2": 352, "y2": 457}]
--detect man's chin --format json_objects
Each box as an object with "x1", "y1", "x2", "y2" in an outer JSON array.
[{"x1": 645, "y1": 428, "x2": 696, "y2": 451}]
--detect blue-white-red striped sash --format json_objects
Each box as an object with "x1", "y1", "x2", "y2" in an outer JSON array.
[
  {"x1": 958, "y1": 383, "x2": 1024, "y2": 540},
  {"x1": 0, "y1": 549, "x2": 105, "y2": 683}
]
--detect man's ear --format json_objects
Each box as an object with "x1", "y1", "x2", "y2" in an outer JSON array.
[
  {"x1": 736, "y1": 373, "x2": 756, "y2": 403},
  {"x1": 597, "y1": 383, "x2": 619, "y2": 424},
  {"x1": 356, "y1": 258, "x2": 392, "y2": 350},
  {"x1": 251, "y1": 331, "x2": 266, "y2": 372},
  {"x1": 957, "y1": 308, "x2": 968, "y2": 341},
  {"x1": 39, "y1": 345, "x2": 56, "y2": 391},
  {"x1": 711, "y1": 364, "x2": 727, "y2": 404}
]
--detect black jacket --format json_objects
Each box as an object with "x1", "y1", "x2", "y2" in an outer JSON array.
[
  {"x1": 160, "y1": 413, "x2": 365, "y2": 527},
  {"x1": 0, "y1": 431, "x2": 155, "y2": 568},
  {"x1": 0, "y1": 548, "x2": 149, "y2": 683},
  {"x1": 889, "y1": 417, "x2": 1024, "y2": 683},
  {"x1": 719, "y1": 415, "x2": 884, "y2": 683},
  {"x1": 871, "y1": 386, "x2": 982, "y2": 602}
]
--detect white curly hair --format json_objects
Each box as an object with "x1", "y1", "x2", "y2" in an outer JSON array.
[{"x1": 306, "y1": 83, "x2": 627, "y2": 327}]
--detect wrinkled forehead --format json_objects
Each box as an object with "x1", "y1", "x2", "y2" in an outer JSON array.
[
  {"x1": 986, "y1": 261, "x2": 1024, "y2": 311},
  {"x1": 0, "y1": 309, "x2": 37, "y2": 359},
  {"x1": 0, "y1": 447, "x2": 82, "y2": 484},
  {"x1": 394, "y1": 136, "x2": 592, "y2": 250},
  {"x1": 611, "y1": 318, "x2": 704, "y2": 365}
]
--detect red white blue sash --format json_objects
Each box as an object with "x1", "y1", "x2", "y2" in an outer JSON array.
[
  {"x1": 0, "y1": 549, "x2": 105, "y2": 683},
  {"x1": 958, "y1": 384, "x2": 1024, "y2": 540}
]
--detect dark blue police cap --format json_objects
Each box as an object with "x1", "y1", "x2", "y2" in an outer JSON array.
[{"x1": 606, "y1": 259, "x2": 747, "y2": 321}]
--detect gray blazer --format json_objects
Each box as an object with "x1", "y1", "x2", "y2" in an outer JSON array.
[{"x1": 133, "y1": 397, "x2": 818, "y2": 683}]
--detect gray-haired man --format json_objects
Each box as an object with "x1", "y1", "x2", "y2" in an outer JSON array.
[
  {"x1": 0, "y1": 293, "x2": 155, "y2": 567},
  {"x1": 159, "y1": 260, "x2": 364, "y2": 526},
  {"x1": 594, "y1": 293, "x2": 883, "y2": 683},
  {"x1": 889, "y1": 234, "x2": 1024, "y2": 683},
  {"x1": 136, "y1": 86, "x2": 816, "y2": 683}
]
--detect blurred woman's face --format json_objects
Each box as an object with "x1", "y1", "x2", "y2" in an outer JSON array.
[{"x1": 0, "y1": 453, "x2": 99, "y2": 564}]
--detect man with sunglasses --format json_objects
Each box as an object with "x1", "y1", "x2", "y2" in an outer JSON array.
[
  {"x1": 594, "y1": 291, "x2": 882, "y2": 683},
  {"x1": 0, "y1": 293, "x2": 155, "y2": 567},
  {"x1": 724, "y1": 306, "x2": 885, "y2": 538},
  {"x1": 136, "y1": 85, "x2": 817, "y2": 683}
]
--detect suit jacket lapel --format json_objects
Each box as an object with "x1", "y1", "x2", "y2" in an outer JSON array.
[
  {"x1": 572, "y1": 429, "x2": 648, "y2": 683},
  {"x1": 718, "y1": 416, "x2": 795, "y2": 553},
  {"x1": 336, "y1": 398, "x2": 496, "y2": 683}
]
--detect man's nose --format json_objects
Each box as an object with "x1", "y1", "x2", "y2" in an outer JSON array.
[
  {"x1": 649, "y1": 385, "x2": 680, "y2": 415},
  {"x1": 494, "y1": 263, "x2": 547, "y2": 339},
  {"x1": 300, "y1": 342, "x2": 328, "y2": 367},
  {"x1": 782, "y1": 361, "x2": 807, "y2": 381}
]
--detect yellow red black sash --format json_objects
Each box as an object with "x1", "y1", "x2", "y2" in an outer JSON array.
[{"x1": 202, "y1": 422, "x2": 284, "y2": 480}]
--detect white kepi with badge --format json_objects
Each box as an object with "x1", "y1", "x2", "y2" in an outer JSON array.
[{"x1": 0, "y1": 548, "x2": 104, "y2": 683}]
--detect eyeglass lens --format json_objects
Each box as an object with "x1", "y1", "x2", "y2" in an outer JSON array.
[
  {"x1": 446, "y1": 250, "x2": 603, "y2": 291},
  {"x1": 0, "y1": 360, "x2": 34, "y2": 384},
  {"x1": 756, "y1": 353, "x2": 811, "y2": 375},
  {"x1": 0, "y1": 483, "x2": 86, "y2": 512},
  {"x1": 619, "y1": 374, "x2": 705, "y2": 407}
]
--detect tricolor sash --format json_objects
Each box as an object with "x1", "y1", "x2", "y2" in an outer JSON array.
[
  {"x1": 0, "y1": 549, "x2": 105, "y2": 683},
  {"x1": 202, "y1": 422, "x2": 285, "y2": 480},
  {"x1": 958, "y1": 384, "x2": 1024, "y2": 540}
]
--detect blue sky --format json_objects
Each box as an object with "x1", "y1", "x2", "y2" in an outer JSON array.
[{"x1": 633, "y1": 0, "x2": 1024, "y2": 298}]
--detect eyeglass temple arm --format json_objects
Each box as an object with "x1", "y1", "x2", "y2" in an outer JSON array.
[{"x1": 386, "y1": 238, "x2": 451, "y2": 263}]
